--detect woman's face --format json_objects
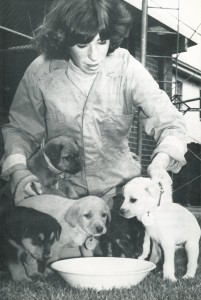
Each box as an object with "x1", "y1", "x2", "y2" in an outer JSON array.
[{"x1": 69, "y1": 34, "x2": 110, "y2": 75}]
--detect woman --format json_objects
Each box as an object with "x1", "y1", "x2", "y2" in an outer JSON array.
[{"x1": 1, "y1": 0, "x2": 187, "y2": 208}]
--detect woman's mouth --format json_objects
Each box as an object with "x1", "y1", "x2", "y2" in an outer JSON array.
[{"x1": 86, "y1": 63, "x2": 99, "y2": 70}]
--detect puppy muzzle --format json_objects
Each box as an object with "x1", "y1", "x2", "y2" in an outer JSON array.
[
  {"x1": 95, "y1": 225, "x2": 104, "y2": 234},
  {"x1": 119, "y1": 207, "x2": 134, "y2": 219},
  {"x1": 92, "y1": 224, "x2": 107, "y2": 236},
  {"x1": 42, "y1": 244, "x2": 52, "y2": 260}
]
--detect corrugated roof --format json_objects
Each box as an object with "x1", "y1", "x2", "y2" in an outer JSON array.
[{"x1": 124, "y1": 0, "x2": 199, "y2": 44}]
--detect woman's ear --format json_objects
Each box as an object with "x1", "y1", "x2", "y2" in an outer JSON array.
[{"x1": 64, "y1": 204, "x2": 80, "y2": 227}]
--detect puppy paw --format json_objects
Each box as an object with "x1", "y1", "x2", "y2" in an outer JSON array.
[
  {"x1": 182, "y1": 273, "x2": 195, "y2": 279},
  {"x1": 12, "y1": 275, "x2": 32, "y2": 282},
  {"x1": 163, "y1": 274, "x2": 177, "y2": 282},
  {"x1": 45, "y1": 267, "x2": 54, "y2": 275}
]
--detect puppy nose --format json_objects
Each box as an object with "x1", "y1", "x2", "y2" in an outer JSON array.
[
  {"x1": 43, "y1": 252, "x2": 52, "y2": 259},
  {"x1": 43, "y1": 249, "x2": 52, "y2": 259},
  {"x1": 96, "y1": 225, "x2": 104, "y2": 234}
]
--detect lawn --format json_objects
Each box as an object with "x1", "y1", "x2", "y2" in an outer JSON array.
[{"x1": 0, "y1": 216, "x2": 201, "y2": 300}]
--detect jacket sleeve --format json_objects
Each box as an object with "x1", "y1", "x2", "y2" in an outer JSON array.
[
  {"x1": 126, "y1": 54, "x2": 187, "y2": 173},
  {"x1": 2, "y1": 58, "x2": 46, "y2": 176}
]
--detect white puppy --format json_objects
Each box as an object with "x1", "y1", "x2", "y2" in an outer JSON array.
[{"x1": 120, "y1": 177, "x2": 201, "y2": 282}]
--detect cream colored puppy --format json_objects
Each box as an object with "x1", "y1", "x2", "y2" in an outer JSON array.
[
  {"x1": 120, "y1": 177, "x2": 201, "y2": 282},
  {"x1": 18, "y1": 195, "x2": 111, "y2": 261}
]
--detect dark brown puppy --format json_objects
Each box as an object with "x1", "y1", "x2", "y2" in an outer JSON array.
[
  {"x1": 0, "y1": 206, "x2": 61, "y2": 281},
  {"x1": 27, "y1": 135, "x2": 83, "y2": 198}
]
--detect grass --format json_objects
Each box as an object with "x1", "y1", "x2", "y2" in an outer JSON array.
[{"x1": 0, "y1": 216, "x2": 201, "y2": 300}]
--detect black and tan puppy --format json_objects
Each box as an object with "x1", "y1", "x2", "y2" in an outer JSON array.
[
  {"x1": 98, "y1": 194, "x2": 147, "y2": 258},
  {"x1": 18, "y1": 195, "x2": 111, "y2": 260},
  {"x1": 27, "y1": 135, "x2": 83, "y2": 198},
  {"x1": 98, "y1": 209, "x2": 147, "y2": 258},
  {"x1": 0, "y1": 206, "x2": 61, "y2": 281}
]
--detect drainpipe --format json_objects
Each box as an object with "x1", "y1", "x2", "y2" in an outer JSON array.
[{"x1": 137, "y1": 0, "x2": 148, "y2": 163}]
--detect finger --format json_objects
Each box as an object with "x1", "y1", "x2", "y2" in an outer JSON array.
[
  {"x1": 153, "y1": 171, "x2": 172, "y2": 184},
  {"x1": 24, "y1": 182, "x2": 38, "y2": 196},
  {"x1": 149, "y1": 168, "x2": 167, "y2": 181},
  {"x1": 32, "y1": 181, "x2": 42, "y2": 194}
]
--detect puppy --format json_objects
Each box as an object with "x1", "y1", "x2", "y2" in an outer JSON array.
[
  {"x1": 120, "y1": 177, "x2": 201, "y2": 282},
  {"x1": 27, "y1": 135, "x2": 83, "y2": 198},
  {"x1": 98, "y1": 194, "x2": 147, "y2": 258},
  {"x1": 99, "y1": 211, "x2": 147, "y2": 258},
  {"x1": 18, "y1": 195, "x2": 111, "y2": 260},
  {"x1": 0, "y1": 206, "x2": 61, "y2": 281}
]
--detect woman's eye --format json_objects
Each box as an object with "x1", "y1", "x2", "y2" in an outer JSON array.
[
  {"x1": 98, "y1": 40, "x2": 107, "y2": 45},
  {"x1": 77, "y1": 44, "x2": 87, "y2": 48}
]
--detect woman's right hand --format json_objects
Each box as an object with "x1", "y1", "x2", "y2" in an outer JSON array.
[
  {"x1": 11, "y1": 169, "x2": 42, "y2": 200},
  {"x1": 24, "y1": 180, "x2": 43, "y2": 197}
]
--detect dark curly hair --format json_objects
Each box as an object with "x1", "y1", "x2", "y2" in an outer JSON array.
[{"x1": 32, "y1": 0, "x2": 133, "y2": 60}]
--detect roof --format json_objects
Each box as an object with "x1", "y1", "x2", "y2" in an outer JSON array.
[
  {"x1": 173, "y1": 60, "x2": 201, "y2": 83},
  {"x1": 124, "y1": 0, "x2": 199, "y2": 45}
]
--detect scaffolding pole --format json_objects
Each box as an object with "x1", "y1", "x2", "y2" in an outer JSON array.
[
  {"x1": 0, "y1": 25, "x2": 33, "y2": 40},
  {"x1": 137, "y1": 0, "x2": 148, "y2": 162}
]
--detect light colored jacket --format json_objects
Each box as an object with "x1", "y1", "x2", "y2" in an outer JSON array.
[{"x1": 2, "y1": 48, "x2": 187, "y2": 198}]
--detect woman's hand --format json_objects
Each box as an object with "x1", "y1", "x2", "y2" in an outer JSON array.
[
  {"x1": 24, "y1": 180, "x2": 43, "y2": 197},
  {"x1": 11, "y1": 169, "x2": 42, "y2": 201},
  {"x1": 147, "y1": 152, "x2": 172, "y2": 184}
]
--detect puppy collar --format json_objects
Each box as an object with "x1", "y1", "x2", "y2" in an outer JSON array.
[
  {"x1": 141, "y1": 212, "x2": 154, "y2": 226},
  {"x1": 157, "y1": 182, "x2": 164, "y2": 206},
  {"x1": 84, "y1": 236, "x2": 98, "y2": 250},
  {"x1": 43, "y1": 152, "x2": 65, "y2": 178},
  {"x1": 141, "y1": 183, "x2": 164, "y2": 226}
]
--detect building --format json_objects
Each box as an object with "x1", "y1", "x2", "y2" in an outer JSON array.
[
  {"x1": 172, "y1": 60, "x2": 201, "y2": 205},
  {"x1": 172, "y1": 60, "x2": 201, "y2": 144}
]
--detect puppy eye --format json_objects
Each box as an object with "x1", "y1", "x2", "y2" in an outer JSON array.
[
  {"x1": 32, "y1": 238, "x2": 42, "y2": 246},
  {"x1": 130, "y1": 198, "x2": 137, "y2": 203},
  {"x1": 84, "y1": 213, "x2": 92, "y2": 219},
  {"x1": 50, "y1": 236, "x2": 56, "y2": 244},
  {"x1": 64, "y1": 155, "x2": 71, "y2": 161},
  {"x1": 102, "y1": 213, "x2": 107, "y2": 218}
]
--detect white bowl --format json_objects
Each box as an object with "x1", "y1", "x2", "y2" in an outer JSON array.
[{"x1": 51, "y1": 257, "x2": 156, "y2": 290}]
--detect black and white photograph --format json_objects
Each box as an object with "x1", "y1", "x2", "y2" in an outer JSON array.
[{"x1": 0, "y1": 0, "x2": 201, "y2": 299}]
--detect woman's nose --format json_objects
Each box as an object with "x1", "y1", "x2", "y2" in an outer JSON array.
[{"x1": 88, "y1": 44, "x2": 99, "y2": 61}]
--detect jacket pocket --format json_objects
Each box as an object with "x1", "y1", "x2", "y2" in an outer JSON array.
[{"x1": 101, "y1": 113, "x2": 134, "y2": 148}]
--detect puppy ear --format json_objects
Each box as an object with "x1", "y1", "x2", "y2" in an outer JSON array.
[
  {"x1": 64, "y1": 204, "x2": 80, "y2": 227},
  {"x1": 56, "y1": 223, "x2": 62, "y2": 240},
  {"x1": 45, "y1": 143, "x2": 63, "y2": 166},
  {"x1": 106, "y1": 206, "x2": 111, "y2": 224},
  {"x1": 146, "y1": 181, "x2": 161, "y2": 198}
]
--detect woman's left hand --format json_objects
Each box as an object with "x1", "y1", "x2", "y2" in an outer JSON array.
[
  {"x1": 147, "y1": 165, "x2": 172, "y2": 184},
  {"x1": 147, "y1": 152, "x2": 172, "y2": 184}
]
